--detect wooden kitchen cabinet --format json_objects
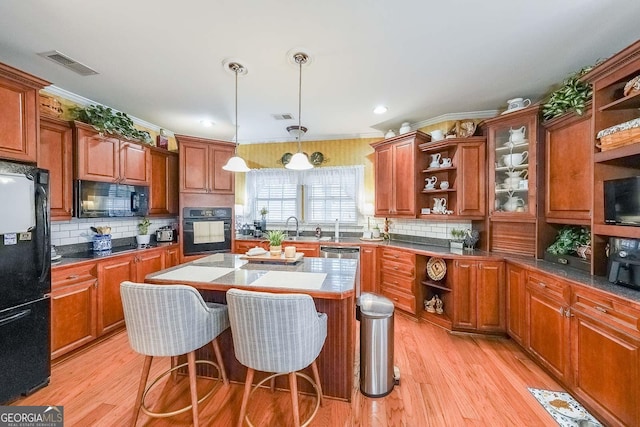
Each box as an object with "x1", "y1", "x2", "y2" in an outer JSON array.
[
  {"x1": 133, "y1": 250, "x2": 165, "y2": 282},
  {"x1": 51, "y1": 263, "x2": 98, "y2": 359},
  {"x1": 452, "y1": 259, "x2": 505, "y2": 333},
  {"x1": 359, "y1": 245, "x2": 377, "y2": 294},
  {"x1": 149, "y1": 147, "x2": 179, "y2": 216},
  {"x1": 506, "y1": 262, "x2": 527, "y2": 345},
  {"x1": 0, "y1": 63, "x2": 48, "y2": 163},
  {"x1": 176, "y1": 134, "x2": 235, "y2": 194},
  {"x1": 96, "y1": 255, "x2": 134, "y2": 335},
  {"x1": 290, "y1": 242, "x2": 319, "y2": 257},
  {"x1": 525, "y1": 270, "x2": 571, "y2": 384},
  {"x1": 418, "y1": 137, "x2": 486, "y2": 220},
  {"x1": 570, "y1": 286, "x2": 640, "y2": 427},
  {"x1": 164, "y1": 245, "x2": 181, "y2": 268},
  {"x1": 38, "y1": 116, "x2": 73, "y2": 220},
  {"x1": 74, "y1": 121, "x2": 150, "y2": 185},
  {"x1": 378, "y1": 247, "x2": 416, "y2": 313},
  {"x1": 371, "y1": 131, "x2": 430, "y2": 217},
  {"x1": 234, "y1": 239, "x2": 268, "y2": 254}
]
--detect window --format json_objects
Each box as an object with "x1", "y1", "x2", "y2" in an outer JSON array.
[{"x1": 245, "y1": 166, "x2": 363, "y2": 225}]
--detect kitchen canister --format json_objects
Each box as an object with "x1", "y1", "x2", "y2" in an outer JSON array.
[{"x1": 93, "y1": 234, "x2": 112, "y2": 252}]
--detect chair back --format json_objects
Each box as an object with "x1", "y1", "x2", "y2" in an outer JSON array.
[
  {"x1": 226, "y1": 288, "x2": 327, "y2": 373},
  {"x1": 120, "y1": 281, "x2": 228, "y2": 357}
]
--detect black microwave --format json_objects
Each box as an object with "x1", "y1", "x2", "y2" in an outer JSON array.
[
  {"x1": 604, "y1": 176, "x2": 640, "y2": 226},
  {"x1": 75, "y1": 180, "x2": 149, "y2": 218}
]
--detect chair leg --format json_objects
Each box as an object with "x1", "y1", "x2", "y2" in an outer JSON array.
[
  {"x1": 171, "y1": 356, "x2": 178, "y2": 382},
  {"x1": 132, "y1": 355, "x2": 153, "y2": 427},
  {"x1": 270, "y1": 377, "x2": 276, "y2": 393},
  {"x1": 311, "y1": 360, "x2": 324, "y2": 407},
  {"x1": 211, "y1": 338, "x2": 228, "y2": 385},
  {"x1": 289, "y1": 372, "x2": 300, "y2": 427},
  {"x1": 237, "y1": 368, "x2": 254, "y2": 427},
  {"x1": 187, "y1": 351, "x2": 200, "y2": 427}
]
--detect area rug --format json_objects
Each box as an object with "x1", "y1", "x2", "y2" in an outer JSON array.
[{"x1": 528, "y1": 388, "x2": 603, "y2": 427}]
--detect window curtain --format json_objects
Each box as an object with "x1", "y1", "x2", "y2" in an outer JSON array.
[
  {"x1": 303, "y1": 166, "x2": 365, "y2": 214},
  {"x1": 245, "y1": 168, "x2": 301, "y2": 221}
]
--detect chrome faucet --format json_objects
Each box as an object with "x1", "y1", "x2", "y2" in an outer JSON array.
[{"x1": 285, "y1": 216, "x2": 299, "y2": 238}]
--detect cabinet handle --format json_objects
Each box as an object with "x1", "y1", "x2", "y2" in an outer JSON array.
[
  {"x1": 66, "y1": 274, "x2": 79, "y2": 279},
  {"x1": 594, "y1": 306, "x2": 608, "y2": 314},
  {"x1": 538, "y1": 282, "x2": 546, "y2": 288},
  {"x1": 93, "y1": 281, "x2": 98, "y2": 289},
  {"x1": 394, "y1": 266, "x2": 399, "y2": 270},
  {"x1": 393, "y1": 297, "x2": 399, "y2": 302},
  {"x1": 564, "y1": 308, "x2": 573, "y2": 318}
]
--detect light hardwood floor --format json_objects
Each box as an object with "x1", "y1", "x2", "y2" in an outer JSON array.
[{"x1": 14, "y1": 313, "x2": 562, "y2": 426}]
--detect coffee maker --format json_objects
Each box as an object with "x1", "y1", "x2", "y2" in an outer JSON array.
[
  {"x1": 608, "y1": 237, "x2": 640, "y2": 290},
  {"x1": 253, "y1": 220, "x2": 266, "y2": 238}
]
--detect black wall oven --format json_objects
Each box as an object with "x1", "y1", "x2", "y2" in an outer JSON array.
[{"x1": 182, "y1": 207, "x2": 232, "y2": 256}]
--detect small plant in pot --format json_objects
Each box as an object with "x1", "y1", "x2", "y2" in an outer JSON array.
[
  {"x1": 450, "y1": 229, "x2": 466, "y2": 250},
  {"x1": 266, "y1": 230, "x2": 286, "y2": 256},
  {"x1": 136, "y1": 217, "x2": 152, "y2": 247}
]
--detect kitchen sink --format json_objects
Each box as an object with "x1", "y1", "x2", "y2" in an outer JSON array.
[{"x1": 285, "y1": 236, "x2": 332, "y2": 242}]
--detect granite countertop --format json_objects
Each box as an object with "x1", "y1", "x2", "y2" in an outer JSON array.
[
  {"x1": 145, "y1": 253, "x2": 357, "y2": 298},
  {"x1": 52, "y1": 242, "x2": 179, "y2": 267}
]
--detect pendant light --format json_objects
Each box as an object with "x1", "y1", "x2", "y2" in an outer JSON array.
[
  {"x1": 285, "y1": 52, "x2": 313, "y2": 170},
  {"x1": 222, "y1": 61, "x2": 251, "y2": 173}
]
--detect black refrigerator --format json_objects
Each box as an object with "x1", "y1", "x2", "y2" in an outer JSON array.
[{"x1": 0, "y1": 160, "x2": 51, "y2": 404}]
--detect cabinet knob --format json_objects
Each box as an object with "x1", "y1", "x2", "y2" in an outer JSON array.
[
  {"x1": 538, "y1": 282, "x2": 547, "y2": 288},
  {"x1": 394, "y1": 266, "x2": 399, "y2": 270},
  {"x1": 594, "y1": 306, "x2": 608, "y2": 314},
  {"x1": 393, "y1": 297, "x2": 398, "y2": 302},
  {"x1": 66, "y1": 274, "x2": 79, "y2": 279}
]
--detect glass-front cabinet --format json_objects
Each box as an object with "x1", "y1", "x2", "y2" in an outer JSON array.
[{"x1": 486, "y1": 106, "x2": 541, "y2": 220}]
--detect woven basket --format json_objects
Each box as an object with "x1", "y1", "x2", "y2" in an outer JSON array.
[
  {"x1": 600, "y1": 127, "x2": 640, "y2": 151},
  {"x1": 39, "y1": 94, "x2": 63, "y2": 117}
]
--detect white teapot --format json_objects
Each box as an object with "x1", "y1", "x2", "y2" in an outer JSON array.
[
  {"x1": 509, "y1": 126, "x2": 526, "y2": 143},
  {"x1": 503, "y1": 196, "x2": 525, "y2": 212},
  {"x1": 433, "y1": 197, "x2": 447, "y2": 214},
  {"x1": 429, "y1": 153, "x2": 441, "y2": 168},
  {"x1": 425, "y1": 176, "x2": 438, "y2": 189}
]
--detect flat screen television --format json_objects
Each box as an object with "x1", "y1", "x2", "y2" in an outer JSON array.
[{"x1": 604, "y1": 176, "x2": 640, "y2": 226}]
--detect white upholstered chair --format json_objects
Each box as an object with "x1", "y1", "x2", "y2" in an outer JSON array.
[
  {"x1": 226, "y1": 288, "x2": 327, "y2": 427},
  {"x1": 120, "y1": 281, "x2": 230, "y2": 427}
]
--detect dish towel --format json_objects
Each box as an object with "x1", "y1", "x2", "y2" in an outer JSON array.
[{"x1": 193, "y1": 221, "x2": 225, "y2": 244}]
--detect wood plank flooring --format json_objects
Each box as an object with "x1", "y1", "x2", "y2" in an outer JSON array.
[{"x1": 14, "y1": 313, "x2": 561, "y2": 426}]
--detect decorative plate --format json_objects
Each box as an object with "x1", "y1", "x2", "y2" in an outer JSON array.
[
  {"x1": 426, "y1": 257, "x2": 447, "y2": 281},
  {"x1": 310, "y1": 151, "x2": 324, "y2": 165},
  {"x1": 623, "y1": 74, "x2": 640, "y2": 97},
  {"x1": 280, "y1": 152, "x2": 292, "y2": 165},
  {"x1": 458, "y1": 121, "x2": 476, "y2": 138}
]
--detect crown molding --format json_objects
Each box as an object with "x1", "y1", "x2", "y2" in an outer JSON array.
[{"x1": 411, "y1": 110, "x2": 499, "y2": 130}]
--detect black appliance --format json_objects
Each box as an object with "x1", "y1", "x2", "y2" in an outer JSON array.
[
  {"x1": 253, "y1": 219, "x2": 266, "y2": 238},
  {"x1": 608, "y1": 237, "x2": 640, "y2": 291},
  {"x1": 604, "y1": 176, "x2": 640, "y2": 226},
  {"x1": 0, "y1": 160, "x2": 51, "y2": 404},
  {"x1": 75, "y1": 180, "x2": 148, "y2": 218},
  {"x1": 182, "y1": 207, "x2": 232, "y2": 256}
]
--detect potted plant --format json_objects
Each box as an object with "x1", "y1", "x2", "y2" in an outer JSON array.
[
  {"x1": 69, "y1": 104, "x2": 153, "y2": 144},
  {"x1": 450, "y1": 229, "x2": 465, "y2": 250},
  {"x1": 259, "y1": 206, "x2": 268, "y2": 231},
  {"x1": 136, "y1": 217, "x2": 152, "y2": 246},
  {"x1": 542, "y1": 64, "x2": 597, "y2": 122},
  {"x1": 266, "y1": 230, "x2": 286, "y2": 256},
  {"x1": 544, "y1": 226, "x2": 591, "y2": 271}
]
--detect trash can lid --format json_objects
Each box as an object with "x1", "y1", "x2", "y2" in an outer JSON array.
[{"x1": 358, "y1": 292, "x2": 394, "y2": 317}]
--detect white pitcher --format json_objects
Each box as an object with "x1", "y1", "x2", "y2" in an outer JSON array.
[
  {"x1": 433, "y1": 197, "x2": 447, "y2": 214},
  {"x1": 509, "y1": 126, "x2": 526, "y2": 143},
  {"x1": 429, "y1": 153, "x2": 441, "y2": 168},
  {"x1": 425, "y1": 176, "x2": 438, "y2": 189},
  {"x1": 503, "y1": 196, "x2": 525, "y2": 212}
]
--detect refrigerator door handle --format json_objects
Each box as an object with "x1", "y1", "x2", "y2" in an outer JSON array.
[
  {"x1": 0, "y1": 309, "x2": 31, "y2": 327},
  {"x1": 37, "y1": 185, "x2": 49, "y2": 283}
]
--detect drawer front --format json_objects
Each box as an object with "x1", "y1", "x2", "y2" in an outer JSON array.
[
  {"x1": 380, "y1": 270, "x2": 414, "y2": 293},
  {"x1": 526, "y1": 271, "x2": 569, "y2": 302},
  {"x1": 380, "y1": 247, "x2": 415, "y2": 265},
  {"x1": 573, "y1": 286, "x2": 640, "y2": 336},
  {"x1": 380, "y1": 286, "x2": 416, "y2": 314},
  {"x1": 381, "y1": 258, "x2": 415, "y2": 278},
  {"x1": 52, "y1": 263, "x2": 97, "y2": 289}
]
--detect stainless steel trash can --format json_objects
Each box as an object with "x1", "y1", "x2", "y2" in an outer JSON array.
[{"x1": 358, "y1": 293, "x2": 395, "y2": 397}]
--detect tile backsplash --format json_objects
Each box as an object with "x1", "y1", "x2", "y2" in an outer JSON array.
[{"x1": 51, "y1": 217, "x2": 178, "y2": 247}]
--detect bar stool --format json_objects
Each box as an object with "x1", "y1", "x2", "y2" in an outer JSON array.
[
  {"x1": 226, "y1": 288, "x2": 327, "y2": 427},
  {"x1": 120, "y1": 281, "x2": 230, "y2": 427}
]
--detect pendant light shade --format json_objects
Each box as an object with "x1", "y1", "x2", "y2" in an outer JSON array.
[
  {"x1": 285, "y1": 52, "x2": 313, "y2": 170},
  {"x1": 222, "y1": 61, "x2": 251, "y2": 173}
]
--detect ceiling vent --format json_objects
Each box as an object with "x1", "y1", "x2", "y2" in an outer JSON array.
[
  {"x1": 38, "y1": 50, "x2": 99, "y2": 76},
  {"x1": 271, "y1": 113, "x2": 294, "y2": 120}
]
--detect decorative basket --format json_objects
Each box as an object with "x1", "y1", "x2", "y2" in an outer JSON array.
[
  {"x1": 597, "y1": 117, "x2": 640, "y2": 151},
  {"x1": 623, "y1": 75, "x2": 640, "y2": 97},
  {"x1": 39, "y1": 93, "x2": 63, "y2": 117}
]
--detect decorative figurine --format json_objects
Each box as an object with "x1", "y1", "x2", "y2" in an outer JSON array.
[
  {"x1": 424, "y1": 296, "x2": 436, "y2": 313},
  {"x1": 435, "y1": 295, "x2": 444, "y2": 315}
]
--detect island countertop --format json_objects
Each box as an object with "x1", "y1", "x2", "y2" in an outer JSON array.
[{"x1": 145, "y1": 253, "x2": 357, "y2": 300}]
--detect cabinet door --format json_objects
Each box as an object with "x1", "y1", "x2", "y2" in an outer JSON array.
[
  {"x1": 0, "y1": 77, "x2": 39, "y2": 162},
  {"x1": 134, "y1": 250, "x2": 165, "y2": 282},
  {"x1": 453, "y1": 260, "x2": 477, "y2": 330},
  {"x1": 180, "y1": 141, "x2": 209, "y2": 193},
  {"x1": 167, "y1": 153, "x2": 179, "y2": 214},
  {"x1": 51, "y1": 278, "x2": 98, "y2": 359},
  {"x1": 457, "y1": 141, "x2": 486, "y2": 217},
  {"x1": 571, "y1": 311, "x2": 640, "y2": 427},
  {"x1": 165, "y1": 246, "x2": 181, "y2": 268},
  {"x1": 525, "y1": 276, "x2": 571, "y2": 383},
  {"x1": 97, "y1": 255, "x2": 135, "y2": 335},
  {"x1": 291, "y1": 243, "x2": 319, "y2": 257},
  {"x1": 149, "y1": 149, "x2": 178, "y2": 215},
  {"x1": 393, "y1": 140, "x2": 416, "y2": 216},
  {"x1": 374, "y1": 145, "x2": 393, "y2": 215},
  {"x1": 120, "y1": 141, "x2": 150, "y2": 185},
  {"x1": 506, "y1": 263, "x2": 527, "y2": 345},
  {"x1": 39, "y1": 117, "x2": 73, "y2": 220},
  {"x1": 476, "y1": 261, "x2": 505, "y2": 332},
  {"x1": 75, "y1": 127, "x2": 120, "y2": 182},
  {"x1": 209, "y1": 144, "x2": 234, "y2": 194},
  {"x1": 234, "y1": 240, "x2": 269, "y2": 254},
  {"x1": 360, "y1": 245, "x2": 377, "y2": 294},
  {"x1": 544, "y1": 109, "x2": 592, "y2": 223}
]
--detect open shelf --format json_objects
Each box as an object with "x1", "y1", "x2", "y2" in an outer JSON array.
[
  {"x1": 422, "y1": 188, "x2": 456, "y2": 194},
  {"x1": 599, "y1": 90, "x2": 640, "y2": 111},
  {"x1": 420, "y1": 310, "x2": 452, "y2": 329},
  {"x1": 593, "y1": 223, "x2": 640, "y2": 239},
  {"x1": 421, "y1": 280, "x2": 451, "y2": 292},
  {"x1": 422, "y1": 166, "x2": 455, "y2": 173},
  {"x1": 418, "y1": 213, "x2": 485, "y2": 221},
  {"x1": 594, "y1": 142, "x2": 640, "y2": 164}
]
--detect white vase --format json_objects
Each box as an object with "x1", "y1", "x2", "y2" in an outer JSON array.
[{"x1": 136, "y1": 234, "x2": 151, "y2": 246}]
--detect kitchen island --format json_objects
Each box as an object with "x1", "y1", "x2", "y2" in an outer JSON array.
[{"x1": 145, "y1": 253, "x2": 357, "y2": 401}]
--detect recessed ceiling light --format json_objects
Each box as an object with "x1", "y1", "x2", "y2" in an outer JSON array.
[
  {"x1": 200, "y1": 120, "x2": 214, "y2": 127},
  {"x1": 373, "y1": 105, "x2": 388, "y2": 115}
]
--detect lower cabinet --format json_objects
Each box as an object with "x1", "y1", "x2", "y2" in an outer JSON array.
[
  {"x1": 290, "y1": 242, "x2": 319, "y2": 257},
  {"x1": 96, "y1": 255, "x2": 136, "y2": 335},
  {"x1": 51, "y1": 263, "x2": 98, "y2": 359},
  {"x1": 164, "y1": 245, "x2": 181, "y2": 268},
  {"x1": 452, "y1": 260, "x2": 505, "y2": 333},
  {"x1": 378, "y1": 248, "x2": 417, "y2": 314},
  {"x1": 359, "y1": 245, "x2": 377, "y2": 294},
  {"x1": 233, "y1": 240, "x2": 268, "y2": 254},
  {"x1": 506, "y1": 263, "x2": 527, "y2": 345}
]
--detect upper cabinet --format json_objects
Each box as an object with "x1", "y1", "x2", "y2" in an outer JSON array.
[
  {"x1": 149, "y1": 147, "x2": 178, "y2": 216},
  {"x1": 371, "y1": 131, "x2": 431, "y2": 217},
  {"x1": 0, "y1": 63, "x2": 49, "y2": 163},
  {"x1": 176, "y1": 134, "x2": 235, "y2": 194},
  {"x1": 74, "y1": 121, "x2": 151, "y2": 185},
  {"x1": 38, "y1": 116, "x2": 73, "y2": 220}
]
